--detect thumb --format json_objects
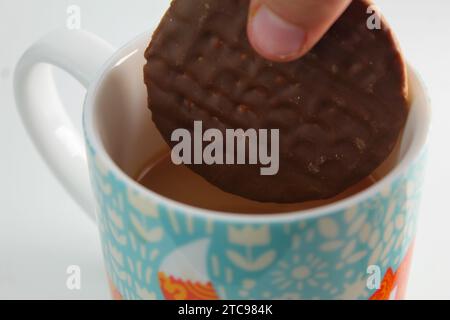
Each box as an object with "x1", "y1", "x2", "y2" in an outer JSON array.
[{"x1": 247, "y1": 0, "x2": 352, "y2": 62}]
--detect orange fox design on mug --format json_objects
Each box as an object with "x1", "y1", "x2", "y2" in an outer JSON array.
[{"x1": 158, "y1": 273, "x2": 219, "y2": 300}]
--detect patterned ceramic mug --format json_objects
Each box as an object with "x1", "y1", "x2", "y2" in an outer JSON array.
[{"x1": 15, "y1": 29, "x2": 430, "y2": 300}]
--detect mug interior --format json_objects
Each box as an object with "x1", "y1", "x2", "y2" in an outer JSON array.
[
  {"x1": 86, "y1": 32, "x2": 431, "y2": 218},
  {"x1": 92, "y1": 40, "x2": 168, "y2": 178}
]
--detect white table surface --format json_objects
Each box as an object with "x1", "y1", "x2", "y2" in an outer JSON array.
[{"x1": 1, "y1": 0, "x2": 449, "y2": 300}]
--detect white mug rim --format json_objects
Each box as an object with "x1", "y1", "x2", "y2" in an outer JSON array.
[{"x1": 83, "y1": 31, "x2": 431, "y2": 224}]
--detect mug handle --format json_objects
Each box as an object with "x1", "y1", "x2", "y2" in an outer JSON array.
[{"x1": 14, "y1": 29, "x2": 115, "y2": 221}]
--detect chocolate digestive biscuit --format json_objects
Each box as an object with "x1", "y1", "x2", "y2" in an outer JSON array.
[{"x1": 144, "y1": 0, "x2": 408, "y2": 203}]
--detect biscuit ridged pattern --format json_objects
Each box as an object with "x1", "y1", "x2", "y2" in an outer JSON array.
[{"x1": 144, "y1": 0, "x2": 407, "y2": 203}]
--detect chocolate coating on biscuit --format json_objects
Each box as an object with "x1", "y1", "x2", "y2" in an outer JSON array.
[{"x1": 144, "y1": 0, "x2": 408, "y2": 203}]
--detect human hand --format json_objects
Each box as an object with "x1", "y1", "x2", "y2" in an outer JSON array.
[{"x1": 247, "y1": 0, "x2": 352, "y2": 62}]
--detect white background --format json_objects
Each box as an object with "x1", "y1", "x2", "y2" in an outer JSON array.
[{"x1": 0, "y1": 0, "x2": 449, "y2": 299}]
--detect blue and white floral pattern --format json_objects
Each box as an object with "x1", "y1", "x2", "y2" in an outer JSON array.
[{"x1": 86, "y1": 137, "x2": 427, "y2": 300}]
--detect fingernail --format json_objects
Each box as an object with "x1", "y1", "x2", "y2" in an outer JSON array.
[{"x1": 249, "y1": 5, "x2": 306, "y2": 61}]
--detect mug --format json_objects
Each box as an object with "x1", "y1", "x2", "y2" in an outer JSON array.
[{"x1": 14, "y1": 29, "x2": 431, "y2": 300}]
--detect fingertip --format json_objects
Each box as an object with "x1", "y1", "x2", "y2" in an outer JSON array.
[{"x1": 247, "y1": 4, "x2": 307, "y2": 62}]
